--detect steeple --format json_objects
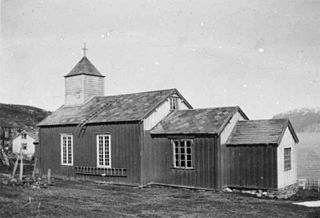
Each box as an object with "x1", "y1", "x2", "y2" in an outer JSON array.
[
  {"x1": 64, "y1": 44, "x2": 105, "y2": 106},
  {"x1": 64, "y1": 56, "x2": 105, "y2": 78}
]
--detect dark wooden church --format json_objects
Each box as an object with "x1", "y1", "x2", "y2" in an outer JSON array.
[{"x1": 38, "y1": 54, "x2": 299, "y2": 191}]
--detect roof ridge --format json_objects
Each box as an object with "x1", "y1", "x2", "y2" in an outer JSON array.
[
  {"x1": 174, "y1": 106, "x2": 239, "y2": 112},
  {"x1": 238, "y1": 118, "x2": 289, "y2": 122},
  {"x1": 98, "y1": 88, "x2": 177, "y2": 98},
  {"x1": 61, "y1": 89, "x2": 179, "y2": 108}
]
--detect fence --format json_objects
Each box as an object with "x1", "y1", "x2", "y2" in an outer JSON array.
[{"x1": 299, "y1": 178, "x2": 320, "y2": 191}]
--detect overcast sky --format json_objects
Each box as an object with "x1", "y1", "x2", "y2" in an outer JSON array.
[{"x1": 1, "y1": 0, "x2": 320, "y2": 119}]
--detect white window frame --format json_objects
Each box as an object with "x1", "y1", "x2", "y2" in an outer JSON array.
[
  {"x1": 284, "y1": 147, "x2": 291, "y2": 171},
  {"x1": 60, "y1": 134, "x2": 73, "y2": 166},
  {"x1": 96, "y1": 134, "x2": 111, "y2": 168},
  {"x1": 172, "y1": 139, "x2": 193, "y2": 169}
]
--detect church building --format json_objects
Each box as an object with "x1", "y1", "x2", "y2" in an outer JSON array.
[{"x1": 38, "y1": 51, "x2": 299, "y2": 191}]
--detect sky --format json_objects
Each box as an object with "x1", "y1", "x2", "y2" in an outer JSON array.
[{"x1": 1, "y1": 0, "x2": 320, "y2": 119}]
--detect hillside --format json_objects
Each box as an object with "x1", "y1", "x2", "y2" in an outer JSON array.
[
  {"x1": 273, "y1": 108, "x2": 320, "y2": 132},
  {"x1": 273, "y1": 108, "x2": 320, "y2": 179},
  {"x1": 0, "y1": 103, "x2": 51, "y2": 129}
]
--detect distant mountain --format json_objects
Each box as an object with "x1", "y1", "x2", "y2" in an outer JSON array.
[
  {"x1": 0, "y1": 103, "x2": 51, "y2": 129},
  {"x1": 273, "y1": 108, "x2": 320, "y2": 132}
]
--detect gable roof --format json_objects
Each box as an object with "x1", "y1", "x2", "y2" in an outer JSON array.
[
  {"x1": 38, "y1": 89, "x2": 192, "y2": 127},
  {"x1": 151, "y1": 106, "x2": 248, "y2": 135},
  {"x1": 13, "y1": 129, "x2": 38, "y2": 141},
  {"x1": 65, "y1": 56, "x2": 105, "y2": 78},
  {"x1": 226, "y1": 119, "x2": 299, "y2": 145}
]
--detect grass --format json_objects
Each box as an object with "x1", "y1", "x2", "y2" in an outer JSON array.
[
  {"x1": 0, "y1": 177, "x2": 318, "y2": 218},
  {"x1": 1, "y1": 132, "x2": 319, "y2": 217}
]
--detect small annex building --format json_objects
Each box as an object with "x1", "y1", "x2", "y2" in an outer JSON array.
[
  {"x1": 225, "y1": 119, "x2": 299, "y2": 190},
  {"x1": 12, "y1": 129, "x2": 38, "y2": 159},
  {"x1": 38, "y1": 54, "x2": 299, "y2": 191}
]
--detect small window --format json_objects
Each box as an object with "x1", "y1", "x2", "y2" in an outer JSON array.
[
  {"x1": 97, "y1": 134, "x2": 111, "y2": 168},
  {"x1": 284, "y1": 148, "x2": 291, "y2": 171},
  {"x1": 22, "y1": 143, "x2": 27, "y2": 150},
  {"x1": 61, "y1": 134, "x2": 73, "y2": 165},
  {"x1": 172, "y1": 139, "x2": 193, "y2": 169},
  {"x1": 21, "y1": 133, "x2": 27, "y2": 139},
  {"x1": 170, "y1": 97, "x2": 178, "y2": 111}
]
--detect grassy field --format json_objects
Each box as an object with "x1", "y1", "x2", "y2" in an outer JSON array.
[
  {"x1": 297, "y1": 132, "x2": 320, "y2": 179},
  {"x1": 0, "y1": 132, "x2": 318, "y2": 217},
  {"x1": 0, "y1": 177, "x2": 318, "y2": 218}
]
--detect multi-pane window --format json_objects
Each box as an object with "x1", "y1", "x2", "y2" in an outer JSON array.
[
  {"x1": 172, "y1": 139, "x2": 193, "y2": 169},
  {"x1": 61, "y1": 134, "x2": 73, "y2": 165},
  {"x1": 170, "y1": 97, "x2": 178, "y2": 111},
  {"x1": 97, "y1": 134, "x2": 111, "y2": 168},
  {"x1": 284, "y1": 148, "x2": 291, "y2": 171},
  {"x1": 21, "y1": 133, "x2": 27, "y2": 139}
]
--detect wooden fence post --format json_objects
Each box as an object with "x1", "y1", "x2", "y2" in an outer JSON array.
[
  {"x1": 47, "y1": 169, "x2": 51, "y2": 185},
  {"x1": 19, "y1": 149, "x2": 23, "y2": 181},
  {"x1": 32, "y1": 157, "x2": 37, "y2": 179},
  {"x1": 12, "y1": 156, "x2": 19, "y2": 176}
]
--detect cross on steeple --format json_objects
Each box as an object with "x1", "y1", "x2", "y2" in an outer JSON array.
[{"x1": 82, "y1": 42, "x2": 88, "y2": 56}]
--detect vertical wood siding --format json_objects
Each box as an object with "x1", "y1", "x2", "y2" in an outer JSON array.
[
  {"x1": 65, "y1": 75, "x2": 104, "y2": 106},
  {"x1": 141, "y1": 132, "x2": 218, "y2": 189},
  {"x1": 39, "y1": 122, "x2": 141, "y2": 185},
  {"x1": 277, "y1": 127, "x2": 297, "y2": 188},
  {"x1": 65, "y1": 75, "x2": 84, "y2": 105},
  {"x1": 83, "y1": 75, "x2": 104, "y2": 101},
  {"x1": 220, "y1": 111, "x2": 245, "y2": 188},
  {"x1": 222, "y1": 144, "x2": 278, "y2": 189}
]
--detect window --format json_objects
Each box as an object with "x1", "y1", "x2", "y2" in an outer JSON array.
[
  {"x1": 21, "y1": 133, "x2": 27, "y2": 139},
  {"x1": 284, "y1": 148, "x2": 291, "y2": 171},
  {"x1": 97, "y1": 134, "x2": 111, "y2": 168},
  {"x1": 170, "y1": 97, "x2": 178, "y2": 111},
  {"x1": 61, "y1": 134, "x2": 73, "y2": 165},
  {"x1": 172, "y1": 139, "x2": 193, "y2": 169},
  {"x1": 22, "y1": 143, "x2": 27, "y2": 150}
]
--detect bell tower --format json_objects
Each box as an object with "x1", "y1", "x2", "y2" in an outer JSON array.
[{"x1": 64, "y1": 44, "x2": 105, "y2": 106}]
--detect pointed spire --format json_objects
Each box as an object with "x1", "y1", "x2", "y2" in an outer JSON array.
[
  {"x1": 65, "y1": 44, "x2": 105, "y2": 78},
  {"x1": 65, "y1": 57, "x2": 104, "y2": 78}
]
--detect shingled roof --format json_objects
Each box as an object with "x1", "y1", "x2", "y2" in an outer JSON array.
[
  {"x1": 38, "y1": 89, "x2": 191, "y2": 126},
  {"x1": 65, "y1": 56, "x2": 105, "y2": 78},
  {"x1": 226, "y1": 119, "x2": 299, "y2": 145},
  {"x1": 151, "y1": 106, "x2": 248, "y2": 135}
]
